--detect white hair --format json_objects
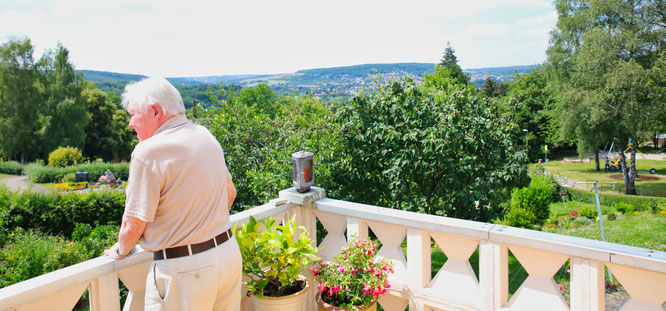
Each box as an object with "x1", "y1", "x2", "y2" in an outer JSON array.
[{"x1": 121, "y1": 77, "x2": 185, "y2": 115}]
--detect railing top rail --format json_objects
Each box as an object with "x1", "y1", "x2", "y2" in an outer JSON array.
[
  {"x1": 0, "y1": 200, "x2": 298, "y2": 309},
  {"x1": 314, "y1": 197, "x2": 666, "y2": 273}
]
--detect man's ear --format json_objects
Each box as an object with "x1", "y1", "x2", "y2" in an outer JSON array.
[{"x1": 151, "y1": 104, "x2": 163, "y2": 119}]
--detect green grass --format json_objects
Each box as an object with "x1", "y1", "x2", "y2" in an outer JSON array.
[
  {"x1": 541, "y1": 160, "x2": 666, "y2": 197},
  {"x1": 546, "y1": 200, "x2": 666, "y2": 252},
  {"x1": 0, "y1": 173, "x2": 13, "y2": 178}
]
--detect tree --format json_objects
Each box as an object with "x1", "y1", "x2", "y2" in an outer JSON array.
[
  {"x1": 480, "y1": 77, "x2": 507, "y2": 98},
  {"x1": 0, "y1": 38, "x2": 43, "y2": 163},
  {"x1": 547, "y1": 0, "x2": 666, "y2": 194},
  {"x1": 333, "y1": 75, "x2": 528, "y2": 221},
  {"x1": 506, "y1": 66, "x2": 563, "y2": 162},
  {"x1": 437, "y1": 43, "x2": 470, "y2": 85},
  {"x1": 239, "y1": 84, "x2": 278, "y2": 117},
  {"x1": 82, "y1": 84, "x2": 131, "y2": 161},
  {"x1": 40, "y1": 44, "x2": 89, "y2": 153}
]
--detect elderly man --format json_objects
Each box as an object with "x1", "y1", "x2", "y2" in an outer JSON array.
[{"x1": 104, "y1": 77, "x2": 241, "y2": 310}]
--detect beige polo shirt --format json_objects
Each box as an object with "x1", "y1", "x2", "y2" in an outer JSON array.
[{"x1": 124, "y1": 114, "x2": 232, "y2": 252}]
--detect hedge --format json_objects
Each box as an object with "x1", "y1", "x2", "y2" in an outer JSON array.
[
  {"x1": 0, "y1": 161, "x2": 23, "y2": 175},
  {"x1": 564, "y1": 186, "x2": 666, "y2": 212},
  {"x1": 0, "y1": 184, "x2": 125, "y2": 238},
  {"x1": 24, "y1": 162, "x2": 129, "y2": 184}
]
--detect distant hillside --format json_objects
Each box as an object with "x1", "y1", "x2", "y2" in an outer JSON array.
[{"x1": 79, "y1": 63, "x2": 534, "y2": 105}]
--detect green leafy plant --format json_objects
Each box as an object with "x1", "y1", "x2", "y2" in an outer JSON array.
[
  {"x1": 0, "y1": 160, "x2": 23, "y2": 175},
  {"x1": 614, "y1": 202, "x2": 634, "y2": 214},
  {"x1": 312, "y1": 236, "x2": 393, "y2": 310},
  {"x1": 234, "y1": 215, "x2": 319, "y2": 299},
  {"x1": 579, "y1": 205, "x2": 598, "y2": 219},
  {"x1": 48, "y1": 147, "x2": 85, "y2": 167},
  {"x1": 502, "y1": 207, "x2": 537, "y2": 229}
]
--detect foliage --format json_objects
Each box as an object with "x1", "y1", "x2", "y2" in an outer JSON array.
[
  {"x1": 81, "y1": 84, "x2": 134, "y2": 161},
  {"x1": 565, "y1": 186, "x2": 666, "y2": 212},
  {"x1": 506, "y1": 66, "x2": 565, "y2": 162},
  {"x1": 438, "y1": 43, "x2": 470, "y2": 85},
  {"x1": 239, "y1": 84, "x2": 278, "y2": 117},
  {"x1": 613, "y1": 202, "x2": 634, "y2": 214},
  {"x1": 233, "y1": 216, "x2": 319, "y2": 299},
  {"x1": 480, "y1": 77, "x2": 507, "y2": 98},
  {"x1": 54, "y1": 181, "x2": 88, "y2": 191},
  {"x1": 48, "y1": 146, "x2": 84, "y2": 167},
  {"x1": 0, "y1": 184, "x2": 124, "y2": 238},
  {"x1": 507, "y1": 175, "x2": 556, "y2": 225},
  {"x1": 0, "y1": 37, "x2": 43, "y2": 163},
  {"x1": 547, "y1": 0, "x2": 666, "y2": 192},
  {"x1": 200, "y1": 85, "x2": 338, "y2": 211},
  {"x1": 333, "y1": 75, "x2": 528, "y2": 220},
  {"x1": 502, "y1": 207, "x2": 537, "y2": 229},
  {"x1": 0, "y1": 229, "x2": 88, "y2": 287},
  {"x1": 71, "y1": 223, "x2": 119, "y2": 258},
  {"x1": 578, "y1": 205, "x2": 598, "y2": 219},
  {"x1": 312, "y1": 236, "x2": 393, "y2": 310},
  {"x1": 0, "y1": 160, "x2": 23, "y2": 175},
  {"x1": 24, "y1": 161, "x2": 129, "y2": 183}
]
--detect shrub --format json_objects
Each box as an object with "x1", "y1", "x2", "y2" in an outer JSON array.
[
  {"x1": 24, "y1": 162, "x2": 129, "y2": 184},
  {"x1": 0, "y1": 229, "x2": 88, "y2": 287},
  {"x1": 71, "y1": 223, "x2": 119, "y2": 258},
  {"x1": 565, "y1": 187, "x2": 666, "y2": 212},
  {"x1": 502, "y1": 208, "x2": 536, "y2": 229},
  {"x1": 607, "y1": 212, "x2": 617, "y2": 220},
  {"x1": 614, "y1": 202, "x2": 634, "y2": 214},
  {"x1": 507, "y1": 175, "x2": 555, "y2": 225},
  {"x1": 55, "y1": 182, "x2": 88, "y2": 191},
  {"x1": 0, "y1": 161, "x2": 23, "y2": 175},
  {"x1": 62, "y1": 172, "x2": 77, "y2": 183},
  {"x1": 48, "y1": 147, "x2": 85, "y2": 167},
  {"x1": 0, "y1": 187, "x2": 124, "y2": 237},
  {"x1": 579, "y1": 205, "x2": 598, "y2": 219}
]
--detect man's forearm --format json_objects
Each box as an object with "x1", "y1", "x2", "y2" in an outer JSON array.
[{"x1": 118, "y1": 214, "x2": 147, "y2": 256}]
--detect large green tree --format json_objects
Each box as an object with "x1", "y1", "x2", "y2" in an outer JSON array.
[
  {"x1": 0, "y1": 38, "x2": 43, "y2": 163},
  {"x1": 437, "y1": 43, "x2": 470, "y2": 85},
  {"x1": 333, "y1": 73, "x2": 528, "y2": 221},
  {"x1": 40, "y1": 44, "x2": 89, "y2": 153},
  {"x1": 548, "y1": 0, "x2": 666, "y2": 194}
]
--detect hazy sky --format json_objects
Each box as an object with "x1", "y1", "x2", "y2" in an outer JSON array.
[{"x1": 1, "y1": 0, "x2": 557, "y2": 77}]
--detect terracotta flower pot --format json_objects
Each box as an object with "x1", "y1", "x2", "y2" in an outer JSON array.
[{"x1": 315, "y1": 291, "x2": 377, "y2": 311}]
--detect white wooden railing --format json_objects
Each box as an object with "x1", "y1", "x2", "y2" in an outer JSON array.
[{"x1": 1, "y1": 187, "x2": 665, "y2": 311}]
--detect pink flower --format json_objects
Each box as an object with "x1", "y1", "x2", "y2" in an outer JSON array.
[
  {"x1": 382, "y1": 265, "x2": 388, "y2": 271},
  {"x1": 339, "y1": 267, "x2": 345, "y2": 273},
  {"x1": 557, "y1": 283, "x2": 563, "y2": 291},
  {"x1": 351, "y1": 268, "x2": 358, "y2": 274}
]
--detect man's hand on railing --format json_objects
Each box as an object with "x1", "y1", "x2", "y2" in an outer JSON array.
[{"x1": 104, "y1": 242, "x2": 137, "y2": 260}]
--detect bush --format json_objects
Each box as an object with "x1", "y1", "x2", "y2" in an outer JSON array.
[
  {"x1": 24, "y1": 162, "x2": 129, "y2": 184},
  {"x1": 579, "y1": 205, "x2": 598, "y2": 218},
  {"x1": 503, "y1": 207, "x2": 536, "y2": 229},
  {"x1": 0, "y1": 229, "x2": 88, "y2": 287},
  {"x1": 0, "y1": 160, "x2": 23, "y2": 175},
  {"x1": 71, "y1": 223, "x2": 119, "y2": 258},
  {"x1": 48, "y1": 147, "x2": 85, "y2": 167},
  {"x1": 0, "y1": 186, "x2": 124, "y2": 237},
  {"x1": 614, "y1": 202, "x2": 634, "y2": 214},
  {"x1": 62, "y1": 172, "x2": 76, "y2": 183},
  {"x1": 507, "y1": 175, "x2": 556, "y2": 225},
  {"x1": 565, "y1": 187, "x2": 666, "y2": 212}
]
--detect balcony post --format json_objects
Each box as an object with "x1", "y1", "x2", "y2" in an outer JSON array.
[
  {"x1": 570, "y1": 257, "x2": 604, "y2": 311},
  {"x1": 89, "y1": 272, "x2": 121, "y2": 311},
  {"x1": 486, "y1": 242, "x2": 508, "y2": 310},
  {"x1": 346, "y1": 217, "x2": 368, "y2": 240},
  {"x1": 407, "y1": 228, "x2": 430, "y2": 311}
]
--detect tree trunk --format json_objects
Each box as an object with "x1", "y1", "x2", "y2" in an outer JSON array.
[
  {"x1": 630, "y1": 145, "x2": 637, "y2": 194},
  {"x1": 594, "y1": 150, "x2": 600, "y2": 171},
  {"x1": 654, "y1": 133, "x2": 658, "y2": 150},
  {"x1": 20, "y1": 151, "x2": 25, "y2": 165},
  {"x1": 620, "y1": 152, "x2": 636, "y2": 195}
]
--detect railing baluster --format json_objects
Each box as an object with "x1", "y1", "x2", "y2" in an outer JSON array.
[
  {"x1": 407, "y1": 228, "x2": 430, "y2": 311},
  {"x1": 89, "y1": 272, "x2": 121, "y2": 311},
  {"x1": 570, "y1": 257, "x2": 604, "y2": 311}
]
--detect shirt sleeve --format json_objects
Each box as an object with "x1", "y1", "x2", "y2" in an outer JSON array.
[{"x1": 124, "y1": 158, "x2": 161, "y2": 222}]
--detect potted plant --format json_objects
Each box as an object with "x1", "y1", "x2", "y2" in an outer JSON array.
[
  {"x1": 234, "y1": 215, "x2": 319, "y2": 311},
  {"x1": 312, "y1": 236, "x2": 394, "y2": 311}
]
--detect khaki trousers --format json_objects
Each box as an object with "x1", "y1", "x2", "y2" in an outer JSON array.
[{"x1": 145, "y1": 238, "x2": 242, "y2": 311}]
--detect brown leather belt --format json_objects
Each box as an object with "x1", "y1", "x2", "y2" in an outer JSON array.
[{"x1": 154, "y1": 229, "x2": 233, "y2": 260}]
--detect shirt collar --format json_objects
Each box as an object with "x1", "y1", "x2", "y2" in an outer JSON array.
[{"x1": 152, "y1": 114, "x2": 189, "y2": 137}]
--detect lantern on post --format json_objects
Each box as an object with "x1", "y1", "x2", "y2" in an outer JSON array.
[{"x1": 292, "y1": 151, "x2": 314, "y2": 193}]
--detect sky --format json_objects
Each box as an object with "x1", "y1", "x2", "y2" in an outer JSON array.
[{"x1": 0, "y1": 0, "x2": 558, "y2": 77}]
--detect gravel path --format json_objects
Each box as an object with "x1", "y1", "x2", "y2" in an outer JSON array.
[{"x1": 0, "y1": 176, "x2": 48, "y2": 193}]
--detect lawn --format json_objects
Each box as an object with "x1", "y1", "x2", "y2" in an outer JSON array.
[
  {"x1": 545, "y1": 201, "x2": 666, "y2": 252},
  {"x1": 541, "y1": 159, "x2": 666, "y2": 197},
  {"x1": 0, "y1": 173, "x2": 13, "y2": 178}
]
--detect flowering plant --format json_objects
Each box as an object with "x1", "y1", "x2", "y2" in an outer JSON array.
[{"x1": 312, "y1": 236, "x2": 393, "y2": 310}]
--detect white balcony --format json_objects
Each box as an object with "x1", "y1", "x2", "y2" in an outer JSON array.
[{"x1": 1, "y1": 187, "x2": 665, "y2": 311}]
